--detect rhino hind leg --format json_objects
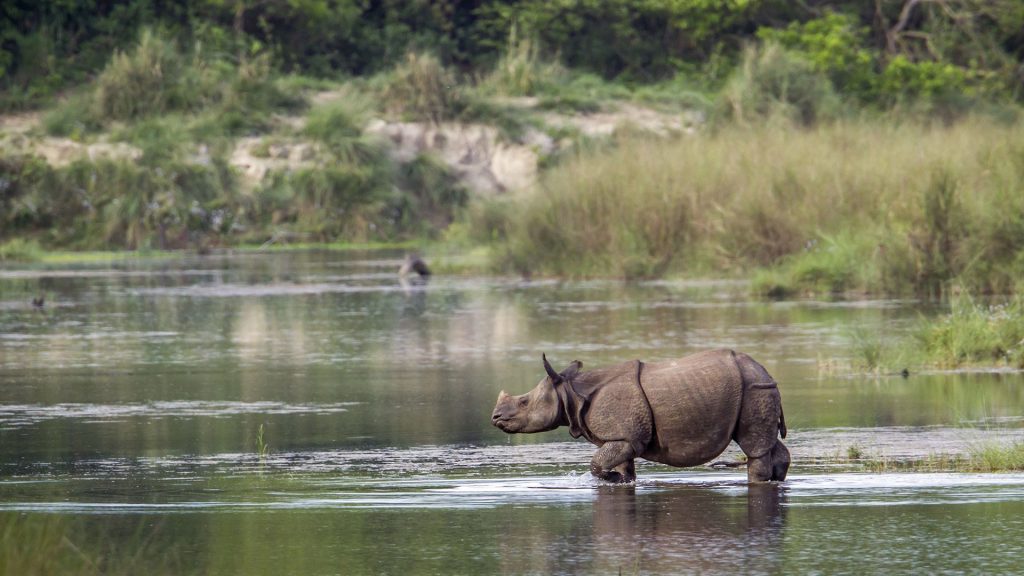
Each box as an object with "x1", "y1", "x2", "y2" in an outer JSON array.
[
  {"x1": 590, "y1": 441, "x2": 637, "y2": 483},
  {"x1": 747, "y1": 440, "x2": 790, "y2": 482}
]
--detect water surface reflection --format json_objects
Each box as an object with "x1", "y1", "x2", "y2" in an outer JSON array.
[{"x1": 2, "y1": 251, "x2": 1023, "y2": 574}]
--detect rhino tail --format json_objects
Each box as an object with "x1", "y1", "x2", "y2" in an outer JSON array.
[{"x1": 779, "y1": 403, "x2": 787, "y2": 439}]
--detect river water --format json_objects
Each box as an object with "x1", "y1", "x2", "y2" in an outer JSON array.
[{"x1": 1, "y1": 251, "x2": 1023, "y2": 574}]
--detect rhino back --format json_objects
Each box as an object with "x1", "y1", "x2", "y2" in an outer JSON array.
[{"x1": 639, "y1": 349, "x2": 744, "y2": 467}]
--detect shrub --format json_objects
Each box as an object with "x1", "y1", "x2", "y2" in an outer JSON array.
[
  {"x1": 42, "y1": 91, "x2": 104, "y2": 138},
  {"x1": 919, "y1": 295, "x2": 1024, "y2": 368},
  {"x1": 394, "y1": 154, "x2": 468, "y2": 233},
  {"x1": 214, "y1": 54, "x2": 305, "y2": 135},
  {"x1": 92, "y1": 29, "x2": 191, "y2": 121},
  {"x1": 716, "y1": 42, "x2": 841, "y2": 127},
  {"x1": 478, "y1": 26, "x2": 566, "y2": 97},
  {"x1": 301, "y1": 98, "x2": 383, "y2": 164},
  {"x1": 377, "y1": 52, "x2": 464, "y2": 123},
  {"x1": 0, "y1": 238, "x2": 44, "y2": 262},
  {"x1": 757, "y1": 13, "x2": 877, "y2": 101}
]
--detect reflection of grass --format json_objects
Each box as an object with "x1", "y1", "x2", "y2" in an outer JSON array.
[{"x1": 0, "y1": 514, "x2": 182, "y2": 575}]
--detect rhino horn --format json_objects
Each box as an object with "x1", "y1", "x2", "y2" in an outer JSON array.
[{"x1": 542, "y1": 354, "x2": 562, "y2": 383}]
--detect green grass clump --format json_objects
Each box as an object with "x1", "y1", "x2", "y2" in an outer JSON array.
[
  {"x1": 377, "y1": 52, "x2": 464, "y2": 123},
  {"x1": 715, "y1": 42, "x2": 842, "y2": 127},
  {"x1": 92, "y1": 29, "x2": 204, "y2": 121},
  {"x1": 862, "y1": 444, "x2": 1024, "y2": 473},
  {"x1": 42, "y1": 91, "x2": 105, "y2": 138},
  {"x1": 967, "y1": 443, "x2": 1024, "y2": 472},
  {"x1": 1, "y1": 156, "x2": 234, "y2": 250},
  {"x1": 477, "y1": 27, "x2": 567, "y2": 97},
  {"x1": 0, "y1": 238, "x2": 44, "y2": 262},
  {"x1": 47, "y1": 31, "x2": 303, "y2": 138},
  {"x1": 301, "y1": 98, "x2": 381, "y2": 163},
  {"x1": 919, "y1": 295, "x2": 1024, "y2": 368}
]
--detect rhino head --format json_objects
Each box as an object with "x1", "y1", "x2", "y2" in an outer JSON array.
[{"x1": 491, "y1": 355, "x2": 582, "y2": 433}]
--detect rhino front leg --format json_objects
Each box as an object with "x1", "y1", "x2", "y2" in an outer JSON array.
[
  {"x1": 590, "y1": 441, "x2": 637, "y2": 484},
  {"x1": 747, "y1": 440, "x2": 790, "y2": 482}
]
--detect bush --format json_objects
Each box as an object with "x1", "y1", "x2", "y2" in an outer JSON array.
[
  {"x1": 715, "y1": 42, "x2": 841, "y2": 127},
  {"x1": 377, "y1": 53, "x2": 464, "y2": 123},
  {"x1": 0, "y1": 238, "x2": 44, "y2": 262},
  {"x1": 214, "y1": 54, "x2": 305, "y2": 136},
  {"x1": 477, "y1": 26, "x2": 566, "y2": 97},
  {"x1": 302, "y1": 98, "x2": 383, "y2": 163},
  {"x1": 92, "y1": 29, "x2": 193, "y2": 121},
  {"x1": 919, "y1": 295, "x2": 1024, "y2": 368},
  {"x1": 1, "y1": 156, "x2": 235, "y2": 250},
  {"x1": 758, "y1": 14, "x2": 876, "y2": 101},
  {"x1": 394, "y1": 154, "x2": 468, "y2": 233},
  {"x1": 42, "y1": 91, "x2": 104, "y2": 138}
]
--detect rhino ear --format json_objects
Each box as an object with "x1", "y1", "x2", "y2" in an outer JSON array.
[
  {"x1": 542, "y1": 354, "x2": 562, "y2": 383},
  {"x1": 562, "y1": 360, "x2": 583, "y2": 380}
]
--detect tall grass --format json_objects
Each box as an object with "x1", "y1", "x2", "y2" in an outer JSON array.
[
  {"x1": 0, "y1": 238, "x2": 44, "y2": 262},
  {"x1": 376, "y1": 52, "x2": 464, "y2": 123},
  {"x1": 45, "y1": 30, "x2": 302, "y2": 137},
  {"x1": 919, "y1": 295, "x2": 1024, "y2": 368},
  {"x1": 967, "y1": 443, "x2": 1024, "y2": 472},
  {"x1": 489, "y1": 118, "x2": 1024, "y2": 288},
  {"x1": 715, "y1": 42, "x2": 841, "y2": 127},
  {"x1": 0, "y1": 514, "x2": 183, "y2": 575},
  {"x1": 477, "y1": 26, "x2": 566, "y2": 97},
  {"x1": 92, "y1": 29, "x2": 206, "y2": 121},
  {"x1": 1, "y1": 155, "x2": 234, "y2": 250}
]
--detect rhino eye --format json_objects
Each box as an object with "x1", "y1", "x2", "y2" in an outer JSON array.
[{"x1": 518, "y1": 397, "x2": 528, "y2": 407}]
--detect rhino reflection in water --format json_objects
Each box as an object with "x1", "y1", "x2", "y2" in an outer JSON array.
[{"x1": 491, "y1": 349, "x2": 790, "y2": 483}]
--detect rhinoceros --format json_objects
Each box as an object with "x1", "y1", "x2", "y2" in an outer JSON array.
[{"x1": 491, "y1": 349, "x2": 790, "y2": 483}]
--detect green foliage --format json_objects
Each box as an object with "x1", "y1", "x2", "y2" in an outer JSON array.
[
  {"x1": 255, "y1": 423, "x2": 270, "y2": 461},
  {"x1": 757, "y1": 13, "x2": 876, "y2": 100},
  {"x1": 475, "y1": 0, "x2": 759, "y2": 79},
  {"x1": 1, "y1": 155, "x2": 235, "y2": 250},
  {"x1": 878, "y1": 57, "x2": 967, "y2": 102},
  {"x1": 394, "y1": 154, "x2": 469, "y2": 233},
  {"x1": 376, "y1": 53, "x2": 464, "y2": 123},
  {"x1": 42, "y1": 91, "x2": 104, "y2": 138},
  {"x1": 968, "y1": 443, "x2": 1024, "y2": 472},
  {"x1": 3, "y1": 0, "x2": 1024, "y2": 115},
  {"x1": 0, "y1": 238, "x2": 43, "y2": 262},
  {"x1": 846, "y1": 445, "x2": 864, "y2": 461},
  {"x1": 752, "y1": 232, "x2": 880, "y2": 297},
  {"x1": 477, "y1": 25, "x2": 567, "y2": 97},
  {"x1": 715, "y1": 42, "x2": 841, "y2": 126},
  {"x1": 301, "y1": 98, "x2": 377, "y2": 162},
  {"x1": 215, "y1": 55, "x2": 306, "y2": 136},
  {"x1": 92, "y1": 29, "x2": 197, "y2": 121},
  {"x1": 919, "y1": 295, "x2": 1024, "y2": 368}
]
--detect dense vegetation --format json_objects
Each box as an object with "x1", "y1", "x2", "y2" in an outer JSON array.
[
  {"x1": 480, "y1": 117, "x2": 1024, "y2": 294},
  {"x1": 3, "y1": 1, "x2": 1023, "y2": 109},
  {"x1": 2, "y1": 1, "x2": 1024, "y2": 306}
]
